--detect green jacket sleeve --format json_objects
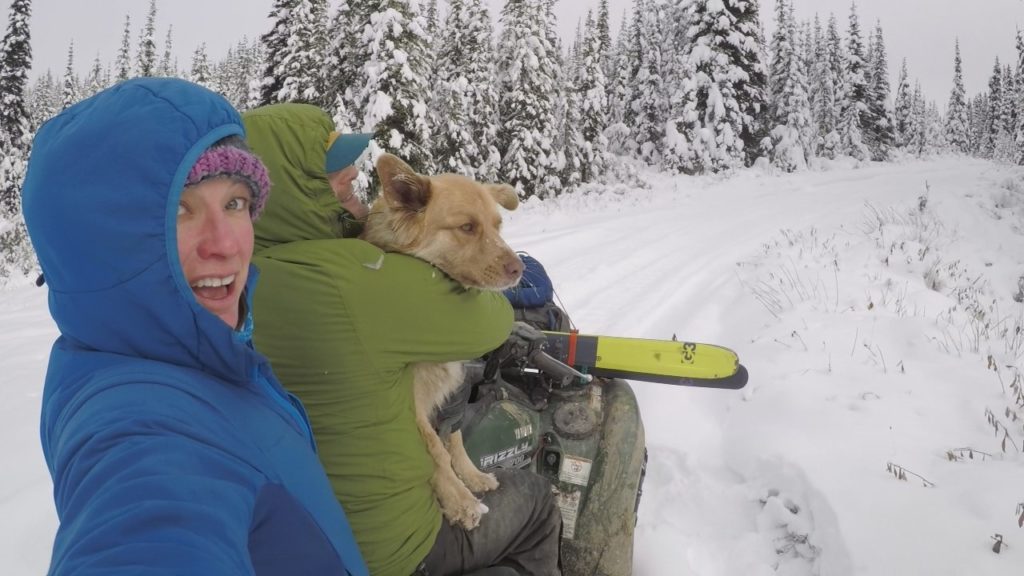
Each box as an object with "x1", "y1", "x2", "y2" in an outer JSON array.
[{"x1": 254, "y1": 238, "x2": 513, "y2": 373}]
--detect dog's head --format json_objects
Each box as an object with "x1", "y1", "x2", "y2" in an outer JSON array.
[{"x1": 361, "y1": 154, "x2": 524, "y2": 291}]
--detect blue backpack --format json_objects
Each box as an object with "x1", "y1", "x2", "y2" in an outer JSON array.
[
  {"x1": 503, "y1": 253, "x2": 553, "y2": 308},
  {"x1": 503, "y1": 254, "x2": 571, "y2": 332}
]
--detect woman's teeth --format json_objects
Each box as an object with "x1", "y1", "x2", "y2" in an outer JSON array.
[{"x1": 192, "y1": 275, "x2": 234, "y2": 288}]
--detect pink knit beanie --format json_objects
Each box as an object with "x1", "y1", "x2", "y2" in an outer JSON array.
[{"x1": 185, "y1": 138, "x2": 271, "y2": 220}]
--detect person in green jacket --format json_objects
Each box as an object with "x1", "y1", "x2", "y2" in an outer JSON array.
[{"x1": 244, "y1": 103, "x2": 562, "y2": 576}]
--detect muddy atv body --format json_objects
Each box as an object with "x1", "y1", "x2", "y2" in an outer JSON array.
[{"x1": 458, "y1": 323, "x2": 647, "y2": 576}]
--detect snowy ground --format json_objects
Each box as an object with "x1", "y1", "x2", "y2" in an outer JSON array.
[{"x1": 4, "y1": 156, "x2": 1024, "y2": 574}]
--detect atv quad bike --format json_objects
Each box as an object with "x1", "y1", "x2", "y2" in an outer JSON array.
[{"x1": 456, "y1": 317, "x2": 748, "y2": 576}]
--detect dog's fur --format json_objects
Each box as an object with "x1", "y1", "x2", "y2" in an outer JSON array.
[{"x1": 361, "y1": 154, "x2": 523, "y2": 530}]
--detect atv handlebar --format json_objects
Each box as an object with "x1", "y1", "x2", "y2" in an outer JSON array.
[
  {"x1": 528, "y1": 349, "x2": 594, "y2": 384},
  {"x1": 502, "y1": 322, "x2": 593, "y2": 385}
]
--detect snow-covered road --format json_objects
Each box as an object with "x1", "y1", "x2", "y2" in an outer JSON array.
[{"x1": 505, "y1": 157, "x2": 1024, "y2": 575}]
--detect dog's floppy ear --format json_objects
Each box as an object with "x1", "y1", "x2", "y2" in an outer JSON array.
[
  {"x1": 377, "y1": 153, "x2": 431, "y2": 212},
  {"x1": 484, "y1": 183, "x2": 519, "y2": 211}
]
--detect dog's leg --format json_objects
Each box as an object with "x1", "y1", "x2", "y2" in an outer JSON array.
[
  {"x1": 413, "y1": 363, "x2": 488, "y2": 530},
  {"x1": 446, "y1": 429, "x2": 499, "y2": 493}
]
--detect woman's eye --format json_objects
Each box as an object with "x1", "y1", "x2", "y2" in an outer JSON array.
[
  {"x1": 227, "y1": 197, "x2": 250, "y2": 212},
  {"x1": 177, "y1": 203, "x2": 187, "y2": 216}
]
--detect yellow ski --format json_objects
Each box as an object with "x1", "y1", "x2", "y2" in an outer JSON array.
[{"x1": 542, "y1": 331, "x2": 747, "y2": 389}]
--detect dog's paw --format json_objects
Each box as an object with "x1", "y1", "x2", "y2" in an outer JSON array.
[
  {"x1": 441, "y1": 494, "x2": 488, "y2": 530},
  {"x1": 461, "y1": 470, "x2": 499, "y2": 494}
]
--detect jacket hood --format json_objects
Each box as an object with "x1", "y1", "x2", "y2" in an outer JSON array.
[
  {"x1": 243, "y1": 103, "x2": 348, "y2": 252},
  {"x1": 22, "y1": 77, "x2": 261, "y2": 383}
]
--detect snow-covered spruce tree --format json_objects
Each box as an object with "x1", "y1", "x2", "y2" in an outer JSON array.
[
  {"x1": 0, "y1": 0, "x2": 31, "y2": 152},
  {"x1": 496, "y1": 0, "x2": 562, "y2": 198},
  {"x1": 1016, "y1": 31, "x2": 1024, "y2": 164},
  {"x1": 299, "y1": 0, "x2": 329, "y2": 104},
  {"x1": 259, "y1": 0, "x2": 328, "y2": 106},
  {"x1": 996, "y1": 63, "x2": 1017, "y2": 161},
  {"x1": 84, "y1": 53, "x2": 106, "y2": 98},
  {"x1": 463, "y1": 0, "x2": 502, "y2": 181},
  {"x1": 0, "y1": 144, "x2": 34, "y2": 279},
  {"x1": 865, "y1": 20, "x2": 893, "y2": 160},
  {"x1": 620, "y1": 0, "x2": 644, "y2": 136},
  {"x1": 595, "y1": 0, "x2": 617, "y2": 132},
  {"x1": 834, "y1": 2, "x2": 869, "y2": 160},
  {"x1": 433, "y1": 0, "x2": 501, "y2": 180},
  {"x1": 983, "y1": 58, "x2": 1003, "y2": 158},
  {"x1": 798, "y1": 18, "x2": 814, "y2": 91},
  {"x1": 944, "y1": 39, "x2": 970, "y2": 154},
  {"x1": 115, "y1": 14, "x2": 132, "y2": 82},
  {"x1": 323, "y1": 1, "x2": 372, "y2": 127},
  {"x1": 661, "y1": 0, "x2": 700, "y2": 173},
  {"x1": 26, "y1": 72, "x2": 56, "y2": 132},
  {"x1": 630, "y1": 0, "x2": 669, "y2": 166},
  {"x1": 843, "y1": 2, "x2": 869, "y2": 126},
  {"x1": 539, "y1": 0, "x2": 569, "y2": 195},
  {"x1": 730, "y1": 0, "x2": 768, "y2": 166},
  {"x1": 433, "y1": 0, "x2": 482, "y2": 177},
  {"x1": 425, "y1": 0, "x2": 438, "y2": 36},
  {"x1": 213, "y1": 43, "x2": 240, "y2": 108},
  {"x1": 189, "y1": 43, "x2": 211, "y2": 88},
  {"x1": 807, "y1": 14, "x2": 829, "y2": 154},
  {"x1": 136, "y1": 0, "x2": 157, "y2": 77},
  {"x1": 159, "y1": 26, "x2": 175, "y2": 77},
  {"x1": 767, "y1": 0, "x2": 812, "y2": 171},
  {"x1": 966, "y1": 95, "x2": 979, "y2": 155},
  {"x1": 969, "y1": 93, "x2": 989, "y2": 156},
  {"x1": 906, "y1": 80, "x2": 925, "y2": 155},
  {"x1": 0, "y1": 0, "x2": 33, "y2": 275},
  {"x1": 666, "y1": 0, "x2": 756, "y2": 173},
  {"x1": 596, "y1": 0, "x2": 613, "y2": 82},
  {"x1": 560, "y1": 57, "x2": 584, "y2": 191},
  {"x1": 0, "y1": 147, "x2": 34, "y2": 278},
  {"x1": 604, "y1": 8, "x2": 634, "y2": 155},
  {"x1": 244, "y1": 41, "x2": 266, "y2": 111},
  {"x1": 353, "y1": 0, "x2": 434, "y2": 175},
  {"x1": 568, "y1": 19, "x2": 582, "y2": 75},
  {"x1": 892, "y1": 58, "x2": 913, "y2": 149},
  {"x1": 795, "y1": 17, "x2": 818, "y2": 154},
  {"x1": 812, "y1": 14, "x2": 842, "y2": 158},
  {"x1": 0, "y1": 0, "x2": 31, "y2": 217},
  {"x1": 216, "y1": 37, "x2": 262, "y2": 111},
  {"x1": 259, "y1": 0, "x2": 297, "y2": 105},
  {"x1": 576, "y1": 8, "x2": 608, "y2": 182},
  {"x1": 422, "y1": 0, "x2": 442, "y2": 152},
  {"x1": 924, "y1": 100, "x2": 947, "y2": 155},
  {"x1": 557, "y1": 14, "x2": 584, "y2": 191},
  {"x1": 60, "y1": 41, "x2": 78, "y2": 110}
]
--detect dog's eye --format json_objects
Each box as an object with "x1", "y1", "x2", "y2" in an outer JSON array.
[{"x1": 460, "y1": 223, "x2": 476, "y2": 234}]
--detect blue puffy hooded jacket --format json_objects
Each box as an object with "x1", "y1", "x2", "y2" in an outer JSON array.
[{"x1": 22, "y1": 78, "x2": 368, "y2": 576}]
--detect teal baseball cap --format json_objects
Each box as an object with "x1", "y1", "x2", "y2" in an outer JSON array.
[{"x1": 325, "y1": 131, "x2": 374, "y2": 173}]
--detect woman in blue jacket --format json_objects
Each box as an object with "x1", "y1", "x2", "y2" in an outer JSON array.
[{"x1": 21, "y1": 77, "x2": 367, "y2": 576}]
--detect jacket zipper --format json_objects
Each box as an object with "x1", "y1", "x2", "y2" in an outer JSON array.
[{"x1": 254, "y1": 367, "x2": 317, "y2": 452}]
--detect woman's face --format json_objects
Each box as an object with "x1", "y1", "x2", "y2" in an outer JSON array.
[{"x1": 177, "y1": 177, "x2": 254, "y2": 329}]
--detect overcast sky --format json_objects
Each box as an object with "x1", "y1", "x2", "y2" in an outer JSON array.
[{"x1": 24, "y1": 0, "x2": 1024, "y2": 104}]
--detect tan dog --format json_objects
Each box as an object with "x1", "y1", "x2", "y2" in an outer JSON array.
[{"x1": 361, "y1": 154, "x2": 524, "y2": 530}]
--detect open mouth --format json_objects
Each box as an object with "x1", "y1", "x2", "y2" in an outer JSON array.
[{"x1": 191, "y1": 274, "x2": 236, "y2": 302}]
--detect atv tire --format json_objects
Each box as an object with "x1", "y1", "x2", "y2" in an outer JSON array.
[{"x1": 560, "y1": 378, "x2": 646, "y2": 576}]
